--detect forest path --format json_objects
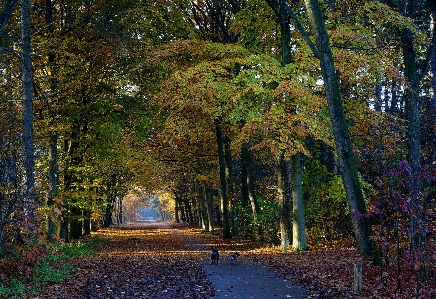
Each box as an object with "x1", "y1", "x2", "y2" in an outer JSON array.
[
  {"x1": 179, "y1": 225, "x2": 307, "y2": 299},
  {"x1": 35, "y1": 221, "x2": 306, "y2": 299}
]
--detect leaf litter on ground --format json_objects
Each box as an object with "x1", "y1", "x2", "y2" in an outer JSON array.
[{"x1": 35, "y1": 222, "x2": 435, "y2": 299}]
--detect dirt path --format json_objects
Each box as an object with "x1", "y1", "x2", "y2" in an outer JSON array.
[{"x1": 35, "y1": 222, "x2": 306, "y2": 299}]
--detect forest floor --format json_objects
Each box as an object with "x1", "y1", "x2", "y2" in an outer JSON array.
[{"x1": 33, "y1": 222, "x2": 426, "y2": 299}]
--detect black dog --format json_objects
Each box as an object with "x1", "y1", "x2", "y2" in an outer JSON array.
[
  {"x1": 211, "y1": 248, "x2": 219, "y2": 265},
  {"x1": 229, "y1": 252, "x2": 240, "y2": 265}
]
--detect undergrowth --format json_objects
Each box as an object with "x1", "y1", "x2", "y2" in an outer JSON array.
[{"x1": 0, "y1": 236, "x2": 106, "y2": 299}]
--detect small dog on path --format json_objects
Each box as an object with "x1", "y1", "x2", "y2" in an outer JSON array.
[
  {"x1": 229, "y1": 252, "x2": 240, "y2": 265},
  {"x1": 211, "y1": 248, "x2": 219, "y2": 265}
]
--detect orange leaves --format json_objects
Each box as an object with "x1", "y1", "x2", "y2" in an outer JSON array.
[
  {"x1": 37, "y1": 223, "x2": 216, "y2": 299},
  {"x1": 33, "y1": 223, "x2": 436, "y2": 299}
]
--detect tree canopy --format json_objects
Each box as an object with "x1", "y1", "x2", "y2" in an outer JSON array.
[{"x1": 1, "y1": 0, "x2": 436, "y2": 296}]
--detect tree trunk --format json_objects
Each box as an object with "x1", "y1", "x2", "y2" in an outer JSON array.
[
  {"x1": 279, "y1": 0, "x2": 307, "y2": 251},
  {"x1": 304, "y1": 0, "x2": 373, "y2": 258},
  {"x1": 103, "y1": 203, "x2": 113, "y2": 227},
  {"x1": 183, "y1": 195, "x2": 193, "y2": 225},
  {"x1": 175, "y1": 196, "x2": 180, "y2": 223},
  {"x1": 241, "y1": 143, "x2": 250, "y2": 209},
  {"x1": 46, "y1": 0, "x2": 58, "y2": 242},
  {"x1": 224, "y1": 136, "x2": 237, "y2": 236},
  {"x1": 195, "y1": 182, "x2": 203, "y2": 228},
  {"x1": 177, "y1": 194, "x2": 186, "y2": 222},
  {"x1": 431, "y1": 7, "x2": 436, "y2": 112},
  {"x1": 47, "y1": 134, "x2": 58, "y2": 241},
  {"x1": 70, "y1": 208, "x2": 82, "y2": 239},
  {"x1": 276, "y1": 154, "x2": 292, "y2": 254},
  {"x1": 205, "y1": 188, "x2": 214, "y2": 231},
  {"x1": 198, "y1": 183, "x2": 209, "y2": 230},
  {"x1": 374, "y1": 82, "x2": 382, "y2": 111},
  {"x1": 291, "y1": 153, "x2": 307, "y2": 251},
  {"x1": 241, "y1": 142, "x2": 262, "y2": 239},
  {"x1": 60, "y1": 221, "x2": 68, "y2": 242},
  {"x1": 402, "y1": 26, "x2": 422, "y2": 251},
  {"x1": 84, "y1": 210, "x2": 91, "y2": 235},
  {"x1": 389, "y1": 80, "x2": 400, "y2": 115},
  {"x1": 270, "y1": 0, "x2": 307, "y2": 252},
  {"x1": 216, "y1": 121, "x2": 231, "y2": 238},
  {"x1": 397, "y1": 3, "x2": 436, "y2": 283},
  {"x1": 21, "y1": 0, "x2": 36, "y2": 224}
]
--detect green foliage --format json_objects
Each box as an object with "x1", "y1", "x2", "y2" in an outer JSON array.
[
  {"x1": 256, "y1": 196, "x2": 280, "y2": 244},
  {"x1": 303, "y1": 159, "x2": 353, "y2": 246},
  {"x1": 0, "y1": 237, "x2": 101, "y2": 297},
  {"x1": 0, "y1": 278, "x2": 25, "y2": 299},
  {"x1": 230, "y1": 0, "x2": 278, "y2": 54},
  {"x1": 236, "y1": 195, "x2": 280, "y2": 244},
  {"x1": 57, "y1": 239, "x2": 97, "y2": 258},
  {"x1": 32, "y1": 258, "x2": 73, "y2": 284}
]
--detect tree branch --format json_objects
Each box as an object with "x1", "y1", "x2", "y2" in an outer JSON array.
[
  {"x1": 284, "y1": 1, "x2": 320, "y2": 59},
  {"x1": 0, "y1": 0, "x2": 18, "y2": 34},
  {"x1": 418, "y1": 6, "x2": 436, "y2": 82},
  {"x1": 265, "y1": 0, "x2": 320, "y2": 59}
]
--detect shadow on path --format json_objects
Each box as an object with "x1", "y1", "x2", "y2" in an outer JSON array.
[{"x1": 201, "y1": 259, "x2": 306, "y2": 299}]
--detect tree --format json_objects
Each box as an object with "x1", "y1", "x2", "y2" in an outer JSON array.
[
  {"x1": 381, "y1": 0, "x2": 436, "y2": 285},
  {"x1": 21, "y1": 0, "x2": 36, "y2": 224},
  {"x1": 265, "y1": 0, "x2": 307, "y2": 252},
  {"x1": 302, "y1": 0, "x2": 373, "y2": 258},
  {"x1": 431, "y1": 4, "x2": 436, "y2": 110}
]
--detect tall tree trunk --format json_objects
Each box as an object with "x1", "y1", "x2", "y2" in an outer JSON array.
[
  {"x1": 269, "y1": 0, "x2": 308, "y2": 252},
  {"x1": 47, "y1": 134, "x2": 58, "y2": 241},
  {"x1": 103, "y1": 203, "x2": 113, "y2": 227},
  {"x1": 177, "y1": 194, "x2": 187, "y2": 222},
  {"x1": 396, "y1": 2, "x2": 436, "y2": 284},
  {"x1": 241, "y1": 142, "x2": 262, "y2": 239},
  {"x1": 60, "y1": 222, "x2": 68, "y2": 242},
  {"x1": 184, "y1": 195, "x2": 194, "y2": 225},
  {"x1": 175, "y1": 195, "x2": 180, "y2": 223},
  {"x1": 291, "y1": 153, "x2": 307, "y2": 251},
  {"x1": 46, "y1": 0, "x2": 59, "y2": 242},
  {"x1": 241, "y1": 143, "x2": 250, "y2": 209},
  {"x1": 84, "y1": 210, "x2": 91, "y2": 235},
  {"x1": 118, "y1": 196, "x2": 123, "y2": 224},
  {"x1": 276, "y1": 153, "x2": 292, "y2": 254},
  {"x1": 431, "y1": 7, "x2": 436, "y2": 112},
  {"x1": 216, "y1": 121, "x2": 231, "y2": 238},
  {"x1": 195, "y1": 181, "x2": 203, "y2": 228},
  {"x1": 402, "y1": 24, "x2": 422, "y2": 252},
  {"x1": 21, "y1": 0, "x2": 36, "y2": 224},
  {"x1": 374, "y1": 82, "x2": 382, "y2": 111},
  {"x1": 389, "y1": 80, "x2": 400, "y2": 115},
  {"x1": 304, "y1": 0, "x2": 373, "y2": 258},
  {"x1": 197, "y1": 183, "x2": 208, "y2": 230},
  {"x1": 224, "y1": 136, "x2": 237, "y2": 236},
  {"x1": 70, "y1": 208, "x2": 82, "y2": 239},
  {"x1": 205, "y1": 188, "x2": 214, "y2": 231},
  {"x1": 280, "y1": 0, "x2": 307, "y2": 252}
]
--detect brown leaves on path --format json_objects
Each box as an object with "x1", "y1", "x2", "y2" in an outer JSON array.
[
  {"x1": 35, "y1": 222, "x2": 431, "y2": 299},
  {"x1": 36, "y1": 222, "x2": 214, "y2": 299}
]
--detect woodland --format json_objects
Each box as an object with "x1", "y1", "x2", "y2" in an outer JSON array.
[{"x1": 0, "y1": 0, "x2": 436, "y2": 298}]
